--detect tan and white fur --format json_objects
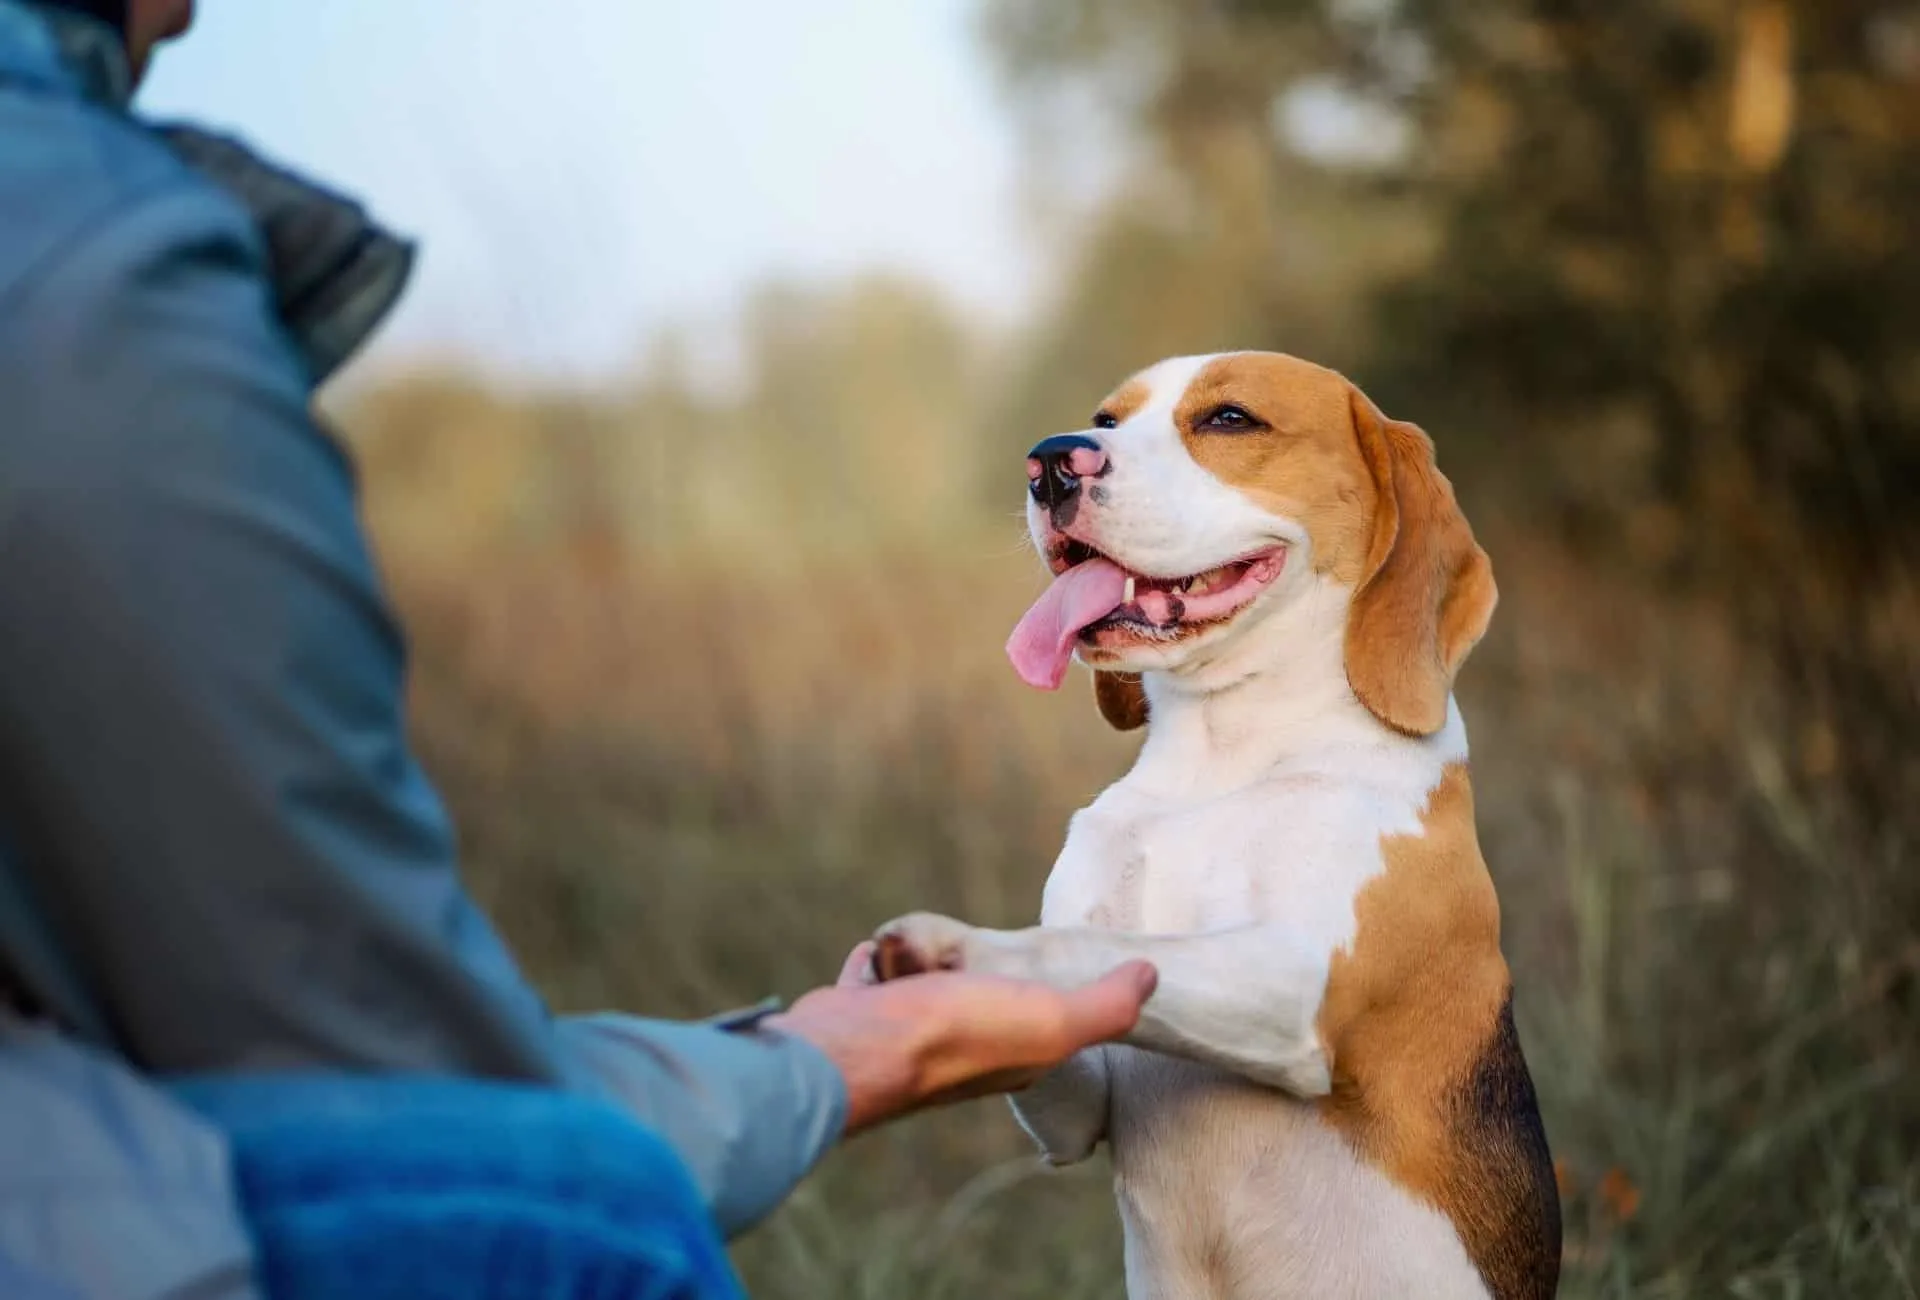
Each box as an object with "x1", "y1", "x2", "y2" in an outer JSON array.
[{"x1": 871, "y1": 353, "x2": 1560, "y2": 1300}]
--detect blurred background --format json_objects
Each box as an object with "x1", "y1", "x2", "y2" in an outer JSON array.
[{"x1": 147, "y1": 2, "x2": 1919, "y2": 1294}]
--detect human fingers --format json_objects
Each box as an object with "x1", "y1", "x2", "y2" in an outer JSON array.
[
  {"x1": 1050, "y1": 960, "x2": 1157, "y2": 1051},
  {"x1": 837, "y1": 941, "x2": 878, "y2": 987},
  {"x1": 901, "y1": 961, "x2": 1157, "y2": 1092}
]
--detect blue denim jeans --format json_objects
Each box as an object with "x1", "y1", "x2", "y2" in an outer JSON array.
[{"x1": 168, "y1": 1076, "x2": 747, "y2": 1300}]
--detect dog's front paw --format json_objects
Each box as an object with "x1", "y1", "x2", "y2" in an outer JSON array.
[{"x1": 870, "y1": 912, "x2": 977, "y2": 982}]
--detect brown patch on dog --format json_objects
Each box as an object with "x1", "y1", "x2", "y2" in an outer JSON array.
[
  {"x1": 1096, "y1": 376, "x2": 1153, "y2": 426},
  {"x1": 1344, "y1": 391, "x2": 1498, "y2": 737},
  {"x1": 1171, "y1": 353, "x2": 1380, "y2": 586},
  {"x1": 1093, "y1": 670, "x2": 1148, "y2": 731},
  {"x1": 1316, "y1": 765, "x2": 1561, "y2": 1300}
]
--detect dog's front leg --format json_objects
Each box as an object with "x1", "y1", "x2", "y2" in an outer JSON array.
[
  {"x1": 1007, "y1": 1048, "x2": 1111, "y2": 1166},
  {"x1": 874, "y1": 913, "x2": 1332, "y2": 1098}
]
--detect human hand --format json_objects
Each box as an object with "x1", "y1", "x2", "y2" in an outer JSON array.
[{"x1": 767, "y1": 942, "x2": 1157, "y2": 1135}]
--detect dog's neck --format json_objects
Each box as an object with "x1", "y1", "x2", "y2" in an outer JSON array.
[{"x1": 1127, "y1": 570, "x2": 1464, "y2": 797}]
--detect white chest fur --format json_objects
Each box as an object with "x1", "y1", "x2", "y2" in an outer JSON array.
[
  {"x1": 1045, "y1": 766, "x2": 1425, "y2": 938},
  {"x1": 1031, "y1": 670, "x2": 1489, "y2": 1298}
]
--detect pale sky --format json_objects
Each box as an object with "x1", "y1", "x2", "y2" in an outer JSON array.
[{"x1": 139, "y1": 2, "x2": 1035, "y2": 383}]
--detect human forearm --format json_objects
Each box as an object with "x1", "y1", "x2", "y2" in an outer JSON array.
[{"x1": 554, "y1": 1014, "x2": 847, "y2": 1238}]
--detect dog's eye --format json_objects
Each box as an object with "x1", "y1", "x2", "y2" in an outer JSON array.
[
  {"x1": 1201, "y1": 404, "x2": 1258, "y2": 431},
  {"x1": 1091, "y1": 411, "x2": 1119, "y2": 430}
]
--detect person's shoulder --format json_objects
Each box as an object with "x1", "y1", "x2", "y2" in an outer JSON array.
[
  {"x1": 0, "y1": 90, "x2": 288, "y2": 468},
  {"x1": 0, "y1": 85, "x2": 258, "y2": 323}
]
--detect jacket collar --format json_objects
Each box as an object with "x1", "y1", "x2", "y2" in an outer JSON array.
[
  {"x1": 0, "y1": 1, "x2": 128, "y2": 104},
  {"x1": 0, "y1": 0, "x2": 415, "y2": 386}
]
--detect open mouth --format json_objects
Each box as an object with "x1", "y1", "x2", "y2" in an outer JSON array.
[
  {"x1": 1052, "y1": 540, "x2": 1282, "y2": 636},
  {"x1": 1007, "y1": 540, "x2": 1288, "y2": 689}
]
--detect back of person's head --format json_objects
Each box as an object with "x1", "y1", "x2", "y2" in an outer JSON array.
[{"x1": 43, "y1": 0, "x2": 126, "y2": 29}]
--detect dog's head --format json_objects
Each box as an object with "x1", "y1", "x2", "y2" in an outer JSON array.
[{"x1": 1007, "y1": 351, "x2": 1496, "y2": 737}]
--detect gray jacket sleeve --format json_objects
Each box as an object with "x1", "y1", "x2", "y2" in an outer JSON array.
[{"x1": 0, "y1": 177, "x2": 844, "y2": 1237}]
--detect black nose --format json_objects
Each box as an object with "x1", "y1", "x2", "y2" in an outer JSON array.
[{"x1": 1026, "y1": 434, "x2": 1108, "y2": 510}]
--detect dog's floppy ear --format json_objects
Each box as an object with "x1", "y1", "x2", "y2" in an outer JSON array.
[
  {"x1": 1344, "y1": 388, "x2": 1497, "y2": 737},
  {"x1": 1094, "y1": 670, "x2": 1149, "y2": 731}
]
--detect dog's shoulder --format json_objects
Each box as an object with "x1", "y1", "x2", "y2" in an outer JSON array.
[{"x1": 1315, "y1": 761, "x2": 1561, "y2": 1300}]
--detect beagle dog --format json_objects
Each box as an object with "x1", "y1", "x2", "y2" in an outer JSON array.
[{"x1": 871, "y1": 353, "x2": 1560, "y2": 1299}]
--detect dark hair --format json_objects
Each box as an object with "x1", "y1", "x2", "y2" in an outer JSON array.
[{"x1": 44, "y1": 0, "x2": 127, "y2": 32}]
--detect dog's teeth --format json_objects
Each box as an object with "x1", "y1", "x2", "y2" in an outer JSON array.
[{"x1": 1123, "y1": 576, "x2": 1137, "y2": 604}]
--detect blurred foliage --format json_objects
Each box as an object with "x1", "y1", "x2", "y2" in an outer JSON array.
[
  {"x1": 351, "y1": 274, "x2": 985, "y2": 565},
  {"x1": 336, "y1": 1, "x2": 1920, "y2": 1294}
]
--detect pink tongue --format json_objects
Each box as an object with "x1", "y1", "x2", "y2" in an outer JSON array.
[{"x1": 1006, "y1": 558, "x2": 1129, "y2": 690}]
